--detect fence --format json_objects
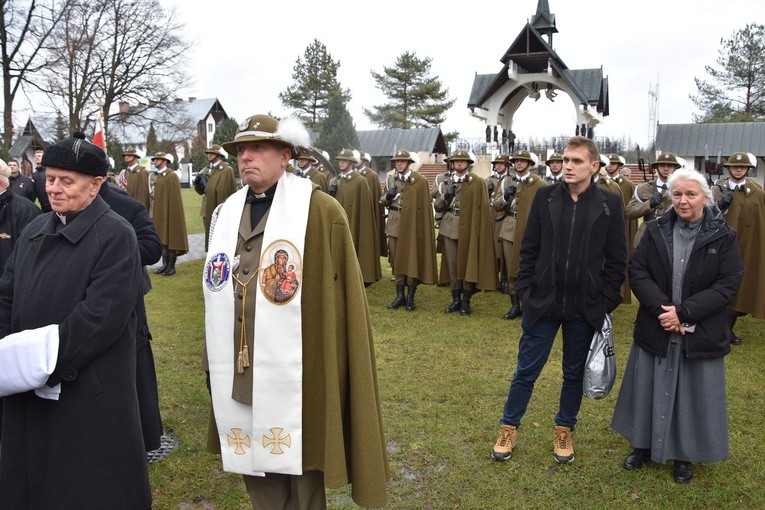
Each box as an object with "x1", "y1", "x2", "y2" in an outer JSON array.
[{"x1": 452, "y1": 136, "x2": 627, "y2": 157}]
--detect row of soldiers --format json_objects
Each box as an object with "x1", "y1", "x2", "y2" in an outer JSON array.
[{"x1": 374, "y1": 146, "x2": 763, "y2": 347}]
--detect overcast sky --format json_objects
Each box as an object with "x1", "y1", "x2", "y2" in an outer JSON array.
[{"x1": 155, "y1": 0, "x2": 760, "y2": 147}]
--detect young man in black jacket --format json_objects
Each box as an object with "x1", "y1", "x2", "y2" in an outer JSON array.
[{"x1": 493, "y1": 136, "x2": 626, "y2": 464}]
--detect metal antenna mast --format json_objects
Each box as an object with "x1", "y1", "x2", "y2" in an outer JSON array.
[{"x1": 648, "y1": 73, "x2": 659, "y2": 148}]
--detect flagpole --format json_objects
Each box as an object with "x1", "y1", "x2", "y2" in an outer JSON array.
[{"x1": 93, "y1": 100, "x2": 108, "y2": 155}]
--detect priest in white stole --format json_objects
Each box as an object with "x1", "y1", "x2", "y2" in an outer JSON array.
[{"x1": 202, "y1": 114, "x2": 388, "y2": 509}]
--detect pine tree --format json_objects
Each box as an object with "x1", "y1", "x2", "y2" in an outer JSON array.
[
  {"x1": 315, "y1": 95, "x2": 359, "y2": 163},
  {"x1": 212, "y1": 118, "x2": 239, "y2": 147},
  {"x1": 53, "y1": 114, "x2": 69, "y2": 142},
  {"x1": 691, "y1": 23, "x2": 765, "y2": 122},
  {"x1": 279, "y1": 39, "x2": 351, "y2": 131},
  {"x1": 212, "y1": 117, "x2": 240, "y2": 175},
  {"x1": 189, "y1": 137, "x2": 207, "y2": 177},
  {"x1": 364, "y1": 51, "x2": 455, "y2": 129},
  {"x1": 146, "y1": 122, "x2": 159, "y2": 155}
]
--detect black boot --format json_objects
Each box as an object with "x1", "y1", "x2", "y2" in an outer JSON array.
[
  {"x1": 728, "y1": 314, "x2": 741, "y2": 345},
  {"x1": 673, "y1": 461, "x2": 693, "y2": 484},
  {"x1": 405, "y1": 285, "x2": 417, "y2": 311},
  {"x1": 460, "y1": 289, "x2": 473, "y2": 315},
  {"x1": 503, "y1": 293, "x2": 521, "y2": 320},
  {"x1": 155, "y1": 250, "x2": 168, "y2": 274},
  {"x1": 444, "y1": 290, "x2": 461, "y2": 313},
  {"x1": 499, "y1": 279, "x2": 508, "y2": 294},
  {"x1": 162, "y1": 252, "x2": 177, "y2": 276},
  {"x1": 388, "y1": 285, "x2": 406, "y2": 309}
]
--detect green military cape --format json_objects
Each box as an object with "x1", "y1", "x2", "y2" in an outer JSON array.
[
  {"x1": 336, "y1": 173, "x2": 381, "y2": 284},
  {"x1": 206, "y1": 188, "x2": 389, "y2": 508},
  {"x1": 202, "y1": 163, "x2": 237, "y2": 248},
  {"x1": 614, "y1": 177, "x2": 638, "y2": 254},
  {"x1": 456, "y1": 174, "x2": 497, "y2": 290},
  {"x1": 393, "y1": 171, "x2": 437, "y2": 284},
  {"x1": 360, "y1": 168, "x2": 387, "y2": 257},
  {"x1": 718, "y1": 178, "x2": 765, "y2": 318},
  {"x1": 611, "y1": 175, "x2": 637, "y2": 304},
  {"x1": 202, "y1": 163, "x2": 237, "y2": 221},
  {"x1": 125, "y1": 165, "x2": 151, "y2": 212},
  {"x1": 508, "y1": 175, "x2": 547, "y2": 279},
  {"x1": 151, "y1": 170, "x2": 189, "y2": 253},
  {"x1": 307, "y1": 167, "x2": 329, "y2": 192}
]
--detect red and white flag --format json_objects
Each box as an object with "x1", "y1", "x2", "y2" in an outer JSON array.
[{"x1": 93, "y1": 111, "x2": 106, "y2": 152}]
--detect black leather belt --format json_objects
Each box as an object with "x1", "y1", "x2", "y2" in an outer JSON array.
[
  {"x1": 388, "y1": 206, "x2": 401, "y2": 212},
  {"x1": 494, "y1": 217, "x2": 504, "y2": 222}
]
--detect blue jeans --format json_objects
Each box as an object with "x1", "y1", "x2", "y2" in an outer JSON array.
[{"x1": 501, "y1": 312, "x2": 595, "y2": 429}]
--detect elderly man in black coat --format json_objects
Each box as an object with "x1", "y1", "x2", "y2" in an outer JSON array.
[{"x1": 0, "y1": 134, "x2": 151, "y2": 508}]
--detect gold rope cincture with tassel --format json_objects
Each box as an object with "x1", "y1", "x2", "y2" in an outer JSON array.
[{"x1": 231, "y1": 268, "x2": 260, "y2": 374}]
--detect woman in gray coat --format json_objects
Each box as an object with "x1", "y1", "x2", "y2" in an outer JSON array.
[
  {"x1": 611, "y1": 169, "x2": 744, "y2": 484},
  {"x1": 0, "y1": 134, "x2": 151, "y2": 509}
]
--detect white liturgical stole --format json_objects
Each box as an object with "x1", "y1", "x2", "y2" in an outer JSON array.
[{"x1": 203, "y1": 172, "x2": 312, "y2": 476}]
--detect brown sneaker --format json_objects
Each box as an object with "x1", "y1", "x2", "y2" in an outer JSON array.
[
  {"x1": 492, "y1": 424, "x2": 518, "y2": 461},
  {"x1": 553, "y1": 425, "x2": 575, "y2": 464}
]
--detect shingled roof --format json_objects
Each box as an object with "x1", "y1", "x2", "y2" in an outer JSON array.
[
  {"x1": 109, "y1": 97, "x2": 227, "y2": 145},
  {"x1": 469, "y1": 22, "x2": 608, "y2": 116},
  {"x1": 656, "y1": 122, "x2": 765, "y2": 156},
  {"x1": 356, "y1": 127, "x2": 447, "y2": 157},
  {"x1": 8, "y1": 118, "x2": 54, "y2": 159}
]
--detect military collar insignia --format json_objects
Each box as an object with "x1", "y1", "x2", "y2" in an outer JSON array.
[{"x1": 395, "y1": 170, "x2": 413, "y2": 182}]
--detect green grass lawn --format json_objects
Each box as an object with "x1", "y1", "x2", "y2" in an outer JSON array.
[
  {"x1": 181, "y1": 188, "x2": 204, "y2": 235},
  {"x1": 146, "y1": 259, "x2": 765, "y2": 509}
]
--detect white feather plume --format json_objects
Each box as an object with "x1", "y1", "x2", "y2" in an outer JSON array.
[{"x1": 275, "y1": 117, "x2": 310, "y2": 150}]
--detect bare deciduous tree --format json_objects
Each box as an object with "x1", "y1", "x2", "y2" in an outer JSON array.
[
  {"x1": 32, "y1": 0, "x2": 192, "y2": 138},
  {"x1": 0, "y1": 0, "x2": 72, "y2": 150}
]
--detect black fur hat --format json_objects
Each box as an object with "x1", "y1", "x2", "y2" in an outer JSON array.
[{"x1": 41, "y1": 132, "x2": 108, "y2": 177}]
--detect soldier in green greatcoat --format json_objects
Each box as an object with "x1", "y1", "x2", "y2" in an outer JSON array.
[
  {"x1": 150, "y1": 152, "x2": 188, "y2": 275},
  {"x1": 194, "y1": 144, "x2": 237, "y2": 250}
]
